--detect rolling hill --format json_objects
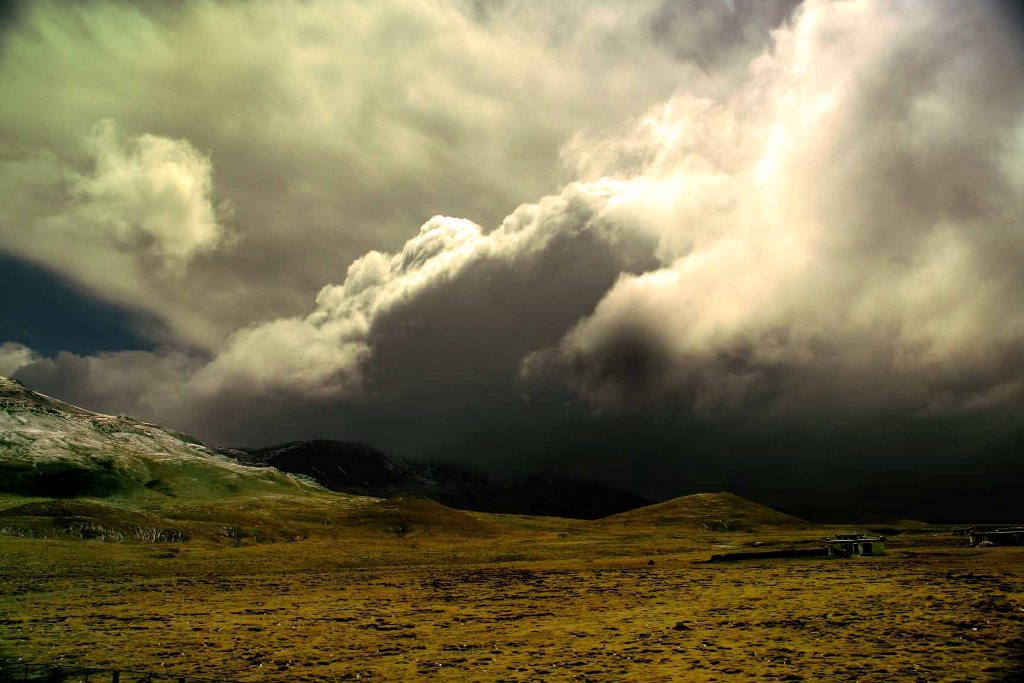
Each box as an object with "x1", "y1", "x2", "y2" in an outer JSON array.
[{"x1": 599, "y1": 491, "x2": 809, "y2": 531}]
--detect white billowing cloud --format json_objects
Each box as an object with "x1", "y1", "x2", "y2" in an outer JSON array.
[
  {"x1": 0, "y1": 121, "x2": 229, "y2": 345},
  {"x1": 526, "y1": 0, "x2": 1024, "y2": 420},
  {"x1": 189, "y1": 316, "x2": 371, "y2": 400},
  {"x1": 61, "y1": 120, "x2": 227, "y2": 273},
  {"x1": 0, "y1": 343, "x2": 39, "y2": 376},
  {"x1": 187, "y1": 184, "x2": 658, "y2": 400}
]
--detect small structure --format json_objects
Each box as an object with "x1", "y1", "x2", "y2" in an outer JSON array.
[
  {"x1": 825, "y1": 533, "x2": 886, "y2": 557},
  {"x1": 966, "y1": 527, "x2": 1024, "y2": 547}
]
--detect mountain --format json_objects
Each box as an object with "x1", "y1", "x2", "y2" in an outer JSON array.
[
  {"x1": 0, "y1": 375, "x2": 314, "y2": 499},
  {"x1": 0, "y1": 374, "x2": 646, "y2": 521},
  {"x1": 0, "y1": 376, "x2": 503, "y2": 542},
  {"x1": 227, "y1": 440, "x2": 424, "y2": 493},
  {"x1": 599, "y1": 491, "x2": 809, "y2": 530},
  {"x1": 226, "y1": 440, "x2": 653, "y2": 519}
]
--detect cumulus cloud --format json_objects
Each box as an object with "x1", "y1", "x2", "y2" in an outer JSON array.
[
  {"x1": 525, "y1": 0, "x2": 1024, "y2": 421},
  {"x1": 186, "y1": 184, "x2": 659, "y2": 402},
  {"x1": 0, "y1": 121, "x2": 229, "y2": 345},
  {"x1": 66, "y1": 121, "x2": 227, "y2": 272}
]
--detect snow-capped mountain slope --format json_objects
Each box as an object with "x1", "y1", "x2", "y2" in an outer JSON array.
[{"x1": 0, "y1": 375, "x2": 316, "y2": 498}]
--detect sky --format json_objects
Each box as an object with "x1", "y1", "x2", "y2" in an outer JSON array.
[{"x1": 1, "y1": 0, "x2": 1023, "y2": 519}]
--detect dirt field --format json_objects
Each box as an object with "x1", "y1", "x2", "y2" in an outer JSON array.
[{"x1": 1, "y1": 523, "x2": 1023, "y2": 682}]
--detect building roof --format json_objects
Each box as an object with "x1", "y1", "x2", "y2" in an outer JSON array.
[{"x1": 825, "y1": 535, "x2": 885, "y2": 543}]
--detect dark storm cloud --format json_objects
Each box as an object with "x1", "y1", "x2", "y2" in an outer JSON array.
[
  {"x1": 650, "y1": 0, "x2": 801, "y2": 70},
  {"x1": 12, "y1": 349, "x2": 201, "y2": 420}
]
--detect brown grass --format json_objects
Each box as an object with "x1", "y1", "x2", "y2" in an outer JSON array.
[
  {"x1": 598, "y1": 491, "x2": 809, "y2": 531},
  {"x1": 1, "y1": 504, "x2": 1023, "y2": 682}
]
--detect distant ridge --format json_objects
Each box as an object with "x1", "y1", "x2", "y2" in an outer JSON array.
[
  {"x1": 229, "y1": 440, "x2": 419, "y2": 492},
  {"x1": 600, "y1": 491, "x2": 809, "y2": 530},
  {"x1": 226, "y1": 439, "x2": 653, "y2": 519}
]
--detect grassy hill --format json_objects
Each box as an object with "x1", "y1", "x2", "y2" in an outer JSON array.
[{"x1": 598, "y1": 491, "x2": 809, "y2": 531}]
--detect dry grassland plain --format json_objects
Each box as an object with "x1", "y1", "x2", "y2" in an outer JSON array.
[{"x1": 2, "y1": 509, "x2": 1023, "y2": 683}]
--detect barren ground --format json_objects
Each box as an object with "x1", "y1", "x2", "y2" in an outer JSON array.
[{"x1": 2, "y1": 520, "x2": 1023, "y2": 682}]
